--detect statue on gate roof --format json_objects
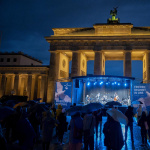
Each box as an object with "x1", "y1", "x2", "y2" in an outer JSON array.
[{"x1": 107, "y1": 7, "x2": 120, "y2": 24}]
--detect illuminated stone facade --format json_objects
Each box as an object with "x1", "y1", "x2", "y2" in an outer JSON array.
[
  {"x1": 45, "y1": 23, "x2": 150, "y2": 102},
  {"x1": 0, "y1": 52, "x2": 49, "y2": 102}
]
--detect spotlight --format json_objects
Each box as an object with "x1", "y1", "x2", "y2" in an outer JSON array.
[
  {"x1": 118, "y1": 83, "x2": 120, "y2": 86},
  {"x1": 114, "y1": 82, "x2": 117, "y2": 84},
  {"x1": 112, "y1": 83, "x2": 114, "y2": 85},
  {"x1": 124, "y1": 83, "x2": 127, "y2": 87},
  {"x1": 100, "y1": 81, "x2": 103, "y2": 85},
  {"x1": 106, "y1": 83, "x2": 109, "y2": 85},
  {"x1": 87, "y1": 82, "x2": 90, "y2": 86}
]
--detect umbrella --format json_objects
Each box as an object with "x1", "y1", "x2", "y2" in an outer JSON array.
[
  {"x1": 82, "y1": 103, "x2": 104, "y2": 113},
  {"x1": 0, "y1": 106, "x2": 15, "y2": 120},
  {"x1": 66, "y1": 106, "x2": 83, "y2": 116},
  {"x1": 3, "y1": 100, "x2": 18, "y2": 107},
  {"x1": 106, "y1": 108, "x2": 128, "y2": 125},
  {"x1": 105, "y1": 101, "x2": 122, "y2": 107},
  {"x1": 28, "y1": 103, "x2": 49, "y2": 113},
  {"x1": 132, "y1": 101, "x2": 143, "y2": 104},
  {"x1": 13, "y1": 102, "x2": 28, "y2": 108},
  {"x1": 138, "y1": 97, "x2": 150, "y2": 107}
]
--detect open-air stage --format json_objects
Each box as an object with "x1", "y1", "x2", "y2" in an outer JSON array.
[{"x1": 56, "y1": 75, "x2": 135, "y2": 111}]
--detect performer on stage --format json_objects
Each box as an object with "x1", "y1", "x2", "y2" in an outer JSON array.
[
  {"x1": 85, "y1": 95, "x2": 91, "y2": 104},
  {"x1": 114, "y1": 92, "x2": 119, "y2": 101},
  {"x1": 96, "y1": 93, "x2": 101, "y2": 102}
]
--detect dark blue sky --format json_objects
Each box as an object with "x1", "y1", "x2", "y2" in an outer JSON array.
[{"x1": 0, "y1": 0, "x2": 149, "y2": 81}]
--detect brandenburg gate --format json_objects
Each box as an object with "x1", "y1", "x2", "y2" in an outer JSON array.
[{"x1": 45, "y1": 10, "x2": 150, "y2": 103}]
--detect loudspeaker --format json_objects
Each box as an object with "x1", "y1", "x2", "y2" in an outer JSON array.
[{"x1": 75, "y1": 79, "x2": 79, "y2": 88}]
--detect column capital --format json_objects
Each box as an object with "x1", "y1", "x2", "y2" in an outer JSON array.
[
  {"x1": 94, "y1": 51, "x2": 103, "y2": 53},
  {"x1": 123, "y1": 50, "x2": 132, "y2": 54}
]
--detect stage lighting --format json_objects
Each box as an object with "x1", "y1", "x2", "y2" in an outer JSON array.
[
  {"x1": 118, "y1": 83, "x2": 120, "y2": 86},
  {"x1": 112, "y1": 83, "x2": 114, "y2": 85},
  {"x1": 94, "y1": 82, "x2": 97, "y2": 85},
  {"x1": 124, "y1": 83, "x2": 127, "y2": 87},
  {"x1": 106, "y1": 82, "x2": 109, "y2": 85},
  {"x1": 114, "y1": 82, "x2": 117, "y2": 84},
  {"x1": 87, "y1": 82, "x2": 90, "y2": 86},
  {"x1": 100, "y1": 81, "x2": 103, "y2": 85}
]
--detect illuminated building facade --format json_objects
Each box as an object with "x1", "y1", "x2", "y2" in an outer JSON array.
[
  {"x1": 45, "y1": 23, "x2": 150, "y2": 103},
  {"x1": 1, "y1": 12, "x2": 150, "y2": 103},
  {"x1": 0, "y1": 52, "x2": 48, "y2": 101}
]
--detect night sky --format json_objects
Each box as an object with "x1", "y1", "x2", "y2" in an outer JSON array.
[{"x1": 0, "y1": 0, "x2": 149, "y2": 81}]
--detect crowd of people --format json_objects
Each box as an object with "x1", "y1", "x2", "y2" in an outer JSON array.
[{"x1": 1, "y1": 102, "x2": 150, "y2": 150}]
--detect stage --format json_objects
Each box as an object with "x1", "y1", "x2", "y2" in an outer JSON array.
[
  {"x1": 55, "y1": 75, "x2": 135, "y2": 109},
  {"x1": 71, "y1": 75, "x2": 135, "y2": 107}
]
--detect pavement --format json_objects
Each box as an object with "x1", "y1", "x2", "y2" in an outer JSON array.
[{"x1": 32, "y1": 116, "x2": 150, "y2": 150}]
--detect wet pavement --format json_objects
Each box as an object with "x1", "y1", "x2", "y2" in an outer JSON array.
[{"x1": 33, "y1": 116, "x2": 150, "y2": 150}]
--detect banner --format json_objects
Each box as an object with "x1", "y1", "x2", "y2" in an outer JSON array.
[
  {"x1": 55, "y1": 82, "x2": 72, "y2": 108},
  {"x1": 132, "y1": 83, "x2": 150, "y2": 107}
]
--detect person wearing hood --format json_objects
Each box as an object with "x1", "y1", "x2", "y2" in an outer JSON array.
[
  {"x1": 69, "y1": 112, "x2": 83, "y2": 150},
  {"x1": 57, "y1": 108, "x2": 67, "y2": 145},
  {"x1": 103, "y1": 114, "x2": 124, "y2": 150},
  {"x1": 83, "y1": 110, "x2": 95, "y2": 150},
  {"x1": 42, "y1": 111, "x2": 56, "y2": 150},
  {"x1": 56, "y1": 104, "x2": 62, "y2": 120},
  {"x1": 124, "y1": 106, "x2": 134, "y2": 143}
]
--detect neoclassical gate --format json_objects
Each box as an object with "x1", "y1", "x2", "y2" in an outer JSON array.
[{"x1": 45, "y1": 21, "x2": 150, "y2": 103}]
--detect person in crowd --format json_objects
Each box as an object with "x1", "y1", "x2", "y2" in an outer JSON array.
[
  {"x1": 103, "y1": 114, "x2": 124, "y2": 150},
  {"x1": 57, "y1": 108, "x2": 67, "y2": 145},
  {"x1": 69, "y1": 112, "x2": 83, "y2": 150},
  {"x1": 147, "y1": 111, "x2": 150, "y2": 141},
  {"x1": 55, "y1": 104, "x2": 62, "y2": 138},
  {"x1": 124, "y1": 106, "x2": 134, "y2": 143},
  {"x1": 136, "y1": 104, "x2": 142, "y2": 123},
  {"x1": 83, "y1": 110, "x2": 95, "y2": 150},
  {"x1": 28, "y1": 112, "x2": 40, "y2": 142},
  {"x1": 42, "y1": 111, "x2": 56, "y2": 150},
  {"x1": 15, "y1": 109, "x2": 36, "y2": 150},
  {"x1": 97, "y1": 109, "x2": 103, "y2": 138},
  {"x1": 93, "y1": 111, "x2": 98, "y2": 138},
  {"x1": 56, "y1": 104, "x2": 62, "y2": 120},
  {"x1": 51, "y1": 104, "x2": 56, "y2": 118},
  {"x1": 93, "y1": 109, "x2": 102, "y2": 139},
  {"x1": 0, "y1": 124, "x2": 7, "y2": 150},
  {"x1": 138, "y1": 111, "x2": 149, "y2": 146}
]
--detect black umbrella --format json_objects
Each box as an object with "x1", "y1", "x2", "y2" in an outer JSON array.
[
  {"x1": 66, "y1": 106, "x2": 83, "y2": 116},
  {"x1": 28, "y1": 103, "x2": 49, "y2": 113},
  {"x1": 0, "y1": 106, "x2": 15, "y2": 120},
  {"x1": 82, "y1": 103, "x2": 104, "y2": 113},
  {"x1": 105, "y1": 101, "x2": 122, "y2": 107}
]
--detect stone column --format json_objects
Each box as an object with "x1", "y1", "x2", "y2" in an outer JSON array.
[
  {"x1": 71, "y1": 51, "x2": 80, "y2": 77},
  {"x1": 143, "y1": 52, "x2": 150, "y2": 83},
  {"x1": 47, "y1": 52, "x2": 58, "y2": 103},
  {"x1": 94, "y1": 51, "x2": 105, "y2": 75},
  {"x1": 124, "y1": 51, "x2": 132, "y2": 77},
  {"x1": 14, "y1": 74, "x2": 19, "y2": 95},
  {"x1": 5, "y1": 75, "x2": 11, "y2": 95},
  {"x1": 27, "y1": 74, "x2": 32, "y2": 100},
  {"x1": 30, "y1": 75, "x2": 35, "y2": 100},
  {"x1": 34, "y1": 75, "x2": 38, "y2": 100},
  {"x1": 40, "y1": 75, "x2": 48, "y2": 102},
  {"x1": 0, "y1": 74, "x2": 6, "y2": 96}
]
